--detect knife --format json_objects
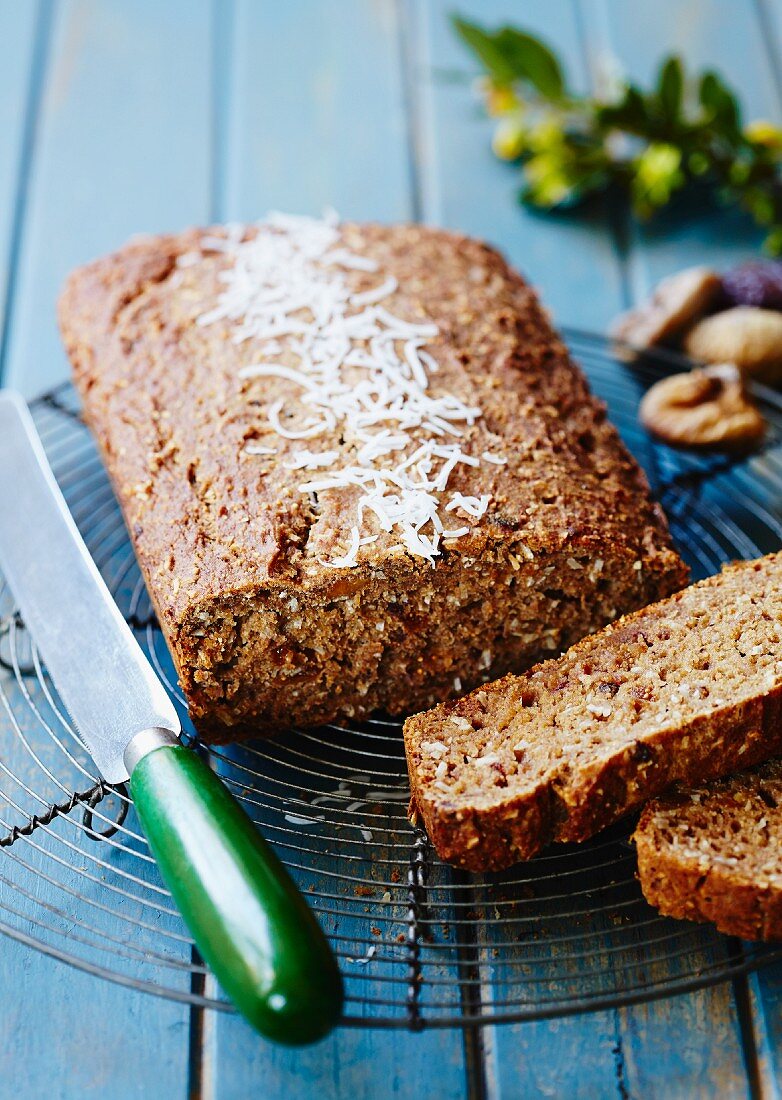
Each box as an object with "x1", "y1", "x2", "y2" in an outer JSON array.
[{"x1": 0, "y1": 390, "x2": 343, "y2": 1044}]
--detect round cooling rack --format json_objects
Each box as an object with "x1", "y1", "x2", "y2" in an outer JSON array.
[{"x1": 3, "y1": 329, "x2": 782, "y2": 1030}]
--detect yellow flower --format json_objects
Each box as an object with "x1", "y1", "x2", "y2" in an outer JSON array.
[
  {"x1": 745, "y1": 119, "x2": 782, "y2": 149},
  {"x1": 631, "y1": 143, "x2": 684, "y2": 216},
  {"x1": 492, "y1": 117, "x2": 525, "y2": 160},
  {"x1": 475, "y1": 77, "x2": 520, "y2": 117},
  {"x1": 524, "y1": 117, "x2": 566, "y2": 154},
  {"x1": 523, "y1": 153, "x2": 573, "y2": 206}
]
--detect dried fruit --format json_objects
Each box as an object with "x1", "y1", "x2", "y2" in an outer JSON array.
[
  {"x1": 683, "y1": 306, "x2": 782, "y2": 383},
  {"x1": 610, "y1": 266, "x2": 721, "y2": 350},
  {"x1": 722, "y1": 260, "x2": 782, "y2": 310},
  {"x1": 639, "y1": 364, "x2": 766, "y2": 450}
]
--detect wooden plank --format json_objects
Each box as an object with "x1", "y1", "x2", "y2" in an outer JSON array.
[
  {"x1": 0, "y1": 0, "x2": 40, "y2": 360},
  {"x1": 203, "y1": 1010, "x2": 467, "y2": 1100},
  {"x1": 0, "y1": 962, "x2": 188, "y2": 1100},
  {"x1": 204, "y1": 2, "x2": 468, "y2": 1094},
  {"x1": 744, "y1": 36, "x2": 782, "y2": 1092},
  {"x1": 201, "y1": 740, "x2": 471, "y2": 1097},
  {"x1": 417, "y1": 4, "x2": 630, "y2": 1093},
  {"x1": 696, "y1": 7, "x2": 782, "y2": 1092},
  {"x1": 3, "y1": 0, "x2": 213, "y2": 398},
  {"x1": 220, "y1": 0, "x2": 412, "y2": 222},
  {"x1": 748, "y1": 969, "x2": 782, "y2": 1099},
  {"x1": 0, "y1": 397, "x2": 192, "y2": 1098},
  {"x1": 0, "y1": 2, "x2": 215, "y2": 1092},
  {"x1": 592, "y1": 0, "x2": 782, "y2": 298},
  {"x1": 619, "y1": 987, "x2": 750, "y2": 1100},
  {"x1": 589, "y1": 2, "x2": 778, "y2": 1094},
  {"x1": 0, "y1": 728, "x2": 192, "y2": 1100},
  {"x1": 415, "y1": 0, "x2": 627, "y2": 330},
  {"x1": 416, "y1": 1, "x2": 757, "y2": 1095}
]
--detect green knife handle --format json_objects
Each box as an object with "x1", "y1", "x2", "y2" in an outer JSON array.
[{"x1": 128, "y1": 740, "x2": 343, "y2": 1044}]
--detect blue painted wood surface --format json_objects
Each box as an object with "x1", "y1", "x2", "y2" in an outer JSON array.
[
  {"x1": 2, "y1": 1, "x2": 782, "y2": 1096},
  {"x1": 0, "y1": 1, "x2": 39, "y2": 354},
  {"x1": 3, "y1": 0, "x2": 214, "y2": 398}
]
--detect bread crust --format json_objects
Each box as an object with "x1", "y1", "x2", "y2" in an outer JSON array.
[{"x1": 59, "y1": 221, "x2": 685, "y2": 736}]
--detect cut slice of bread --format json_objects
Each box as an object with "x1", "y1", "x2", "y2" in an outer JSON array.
[
  {"x1": 635, "y1": 760, "x2": 782, "y2": 940},
  {"x1": 404, "y1": 553, "x2": 782, "y2": 871}
]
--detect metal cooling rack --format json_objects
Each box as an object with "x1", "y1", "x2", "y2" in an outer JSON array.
[{"x1": 3, "y1": 331, "x2": 782, "y2": 1029}]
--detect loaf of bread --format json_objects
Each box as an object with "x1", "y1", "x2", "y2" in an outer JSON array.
[
  {"x1": 636, "y1": 760, "x2": 782, "y2": 940},
  {"x1": 59, "y1": 212, "x2": 685, "y2": 738},
  {"x1": 405, "y1": 553, "x2": 782, "y2": 871}
]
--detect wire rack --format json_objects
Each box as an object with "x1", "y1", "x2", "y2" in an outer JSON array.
[{"x1": 3, "y1": 330, "x2": 782, "y2": 1030}]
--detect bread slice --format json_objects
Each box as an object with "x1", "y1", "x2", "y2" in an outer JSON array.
[
  {"x1": 404, "y1": 553, "x2": 782, "y2": 871},
  {"x1": 635, "y1": 760, "x2": 782, "y2": 940},
  {"x1": 58, "y1": 215, "x2": 685, "y2": 738}
]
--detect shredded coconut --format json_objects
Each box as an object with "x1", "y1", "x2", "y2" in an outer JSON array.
[
  {"x1": 243, "y1": 443, "x2": 277, "y2": 456},
  {"x1": 283, "y1": 449, "x2": 339, "y2": 471},
  {"x1": 445, "y1": 492, "x2": 491, "y2": 518},
  {"x1": 197, "y1": 211, "x2": 491, "y2": 566}
]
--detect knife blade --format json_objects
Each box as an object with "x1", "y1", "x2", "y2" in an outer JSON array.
[
  {"x1": 0, "y1": 390, "x2": 343, "y2": 1044},
  {"x1": 0, "y1": 391, "x2": 178, "y2": 782}
]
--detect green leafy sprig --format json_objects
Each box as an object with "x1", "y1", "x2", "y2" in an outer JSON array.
[{"x1": 454, "y1": 15, "x2": 782, "y2": 253}]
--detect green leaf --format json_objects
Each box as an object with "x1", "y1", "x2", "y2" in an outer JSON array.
[
  {"x1": 451, "y1": 16, "x2": 518, "y2": 83},
  {"x1": 656, "y1": 55, "x2": 683, "y2": 122},
  {"x1": 763, "y1": 226, "x2": 782, "y2": 255},
  {"x1": 630, "y1": 143, "x2": 686, "y2": 217},
  {"x1": 597, "y1": 86, "x2": 649, "y2": 133},
  {"x1": 688, "y1": 150, "x2": 710, "y2": 176},
  {"x1": 740, "y1": 184, "x2": 776, "y2": 225},
  {"x1": 493, "y1": 27, "x2": 565, "y2": 99},
  {"x1": 699, "y1": 70, "x2": 742, "y2": 135},
  {"x1": 519, "y1": 138, "x2": 609, "y2": 209},
  {"x1": 451, "y1": 15, "x2": 565, "y2": 98}
]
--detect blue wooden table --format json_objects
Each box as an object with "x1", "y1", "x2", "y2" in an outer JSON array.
[{"x1": 2, "y1": 1, "x2": 782, "y2": 1096}]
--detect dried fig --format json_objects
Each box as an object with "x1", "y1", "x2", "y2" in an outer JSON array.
[
  {"x1": 639, "y1": 364, "x2": 766, "y2": 450},
  {"x1": 722, "y1": 260, "x2": 782, "y2": 310},
  {"x1": 611, "y1": 266, "x2": 721, "y2": 350},
  {"x1": 684, "y1": 306, "x2": 782, "y2": 383}
]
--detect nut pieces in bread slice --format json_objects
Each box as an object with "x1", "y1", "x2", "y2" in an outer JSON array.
[
  {"x1": 404, "y1": 553, "x2": 782, "y2": 872},
  {"x1": 635, "y1": 759, "x2": 782, "y2": 941}
]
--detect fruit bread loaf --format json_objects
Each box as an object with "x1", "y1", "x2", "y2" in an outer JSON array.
[
  {"x1": 58, "y1": 212, "x2": 686, "y2": 738},
  {"x1": 635, "y1": 760, "x2": 782, "y2": 940},
  {"x1": 404, "y1": 553, "x2": 782, "y2": 871}
]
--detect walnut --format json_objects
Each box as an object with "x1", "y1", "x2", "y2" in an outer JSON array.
[
  {"x1": 639, "y1": 364, "x2": 766, "y2": 450},
  {"x1": 683, "y1": 306, "x2": 782, "y2": 383},
  {"x1": 611, "y1": 266, "x2": 722, "y2": 350}
]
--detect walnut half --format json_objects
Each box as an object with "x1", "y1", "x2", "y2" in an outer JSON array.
[{"x1": 639, "y1": 364, "x2": 766, "y2": 450}]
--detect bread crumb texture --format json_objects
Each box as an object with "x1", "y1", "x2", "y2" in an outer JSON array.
[
  {"x1": 636, "y1": 758, "x2": 782, "y2": 940},
  {"x1": 405, "y1": 553, "x2": 782, "y2": 871}
]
